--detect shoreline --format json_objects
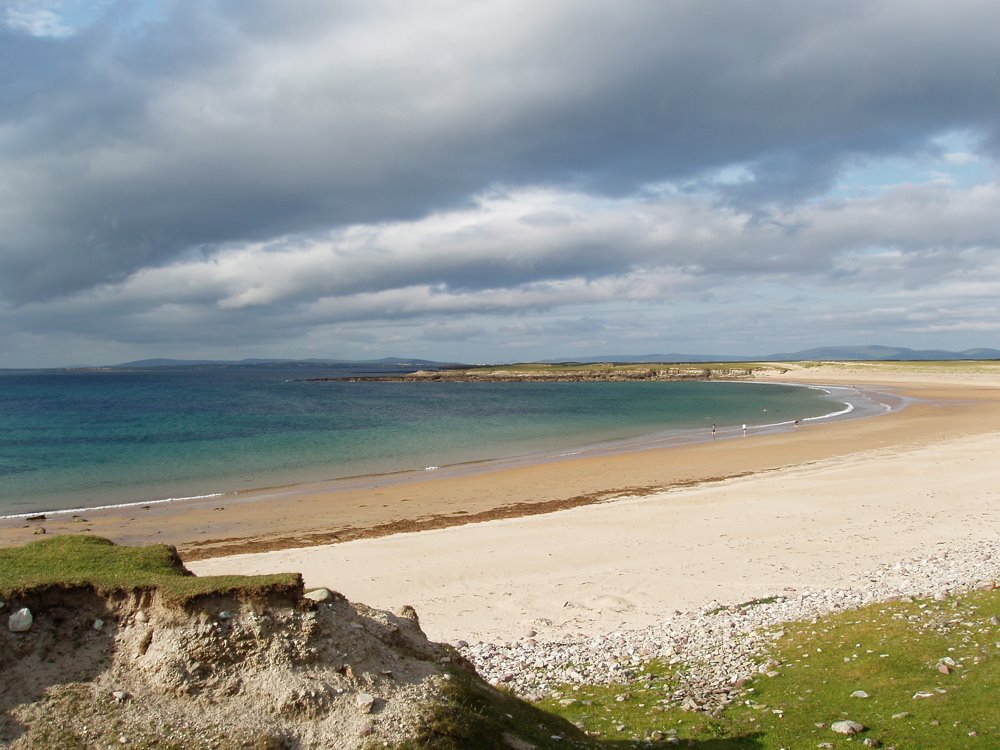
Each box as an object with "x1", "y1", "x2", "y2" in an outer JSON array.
[
  {"x1": 0, "y1": 379, "x2": 881, "y2": 523},
  {"x1": 0, "y1": 364, "x2": 994, "y2": 564},
  {"x1": 0, "y1": 378, "x2": 911, "y2": 557}
]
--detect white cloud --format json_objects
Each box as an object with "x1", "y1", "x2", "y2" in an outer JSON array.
[{"x1": 4, "y1": 7, "x2": 71, "y2": 37}]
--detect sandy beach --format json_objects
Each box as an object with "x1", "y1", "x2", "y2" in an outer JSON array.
[
  {"x1": 3, "y1": 361, "x2": 998, "y2": 644},
  {"x1": 178, "y1": 362, "x2": 1000, "y2": 643}
]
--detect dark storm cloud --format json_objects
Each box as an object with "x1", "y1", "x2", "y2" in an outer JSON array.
[{"x1": 3, "y1": 0, "x2": 1000, "y2": 308}]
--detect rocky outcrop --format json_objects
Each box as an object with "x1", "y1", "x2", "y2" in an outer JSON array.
[
  {"x1": 306, "y1": 364, "x2": 774, "y2": 383},
  {"x1": 0, "y1": 584, "x2": 468, "y2": 749}
]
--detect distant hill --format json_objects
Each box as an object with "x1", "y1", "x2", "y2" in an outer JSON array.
[
  {"x1": 109, "y1": 347, "x2": 1000, "y2": 370},
  {"x1": 546, "y1": 346, "x2": 1000, "y2": 364},
  {"x1": 112, "y1": 357, "x2": 461, "y2": 369}
]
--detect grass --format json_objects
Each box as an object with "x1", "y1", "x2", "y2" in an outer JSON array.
[
  {"x1": 538, "y1": 588, "x2": 999, "y2": 748},
  {"x1": 387, "y1": 667, "x2": 592, "y2": 750},
  {"x1": 0, "y1": 535, "x2": 301, "y2": 605}
]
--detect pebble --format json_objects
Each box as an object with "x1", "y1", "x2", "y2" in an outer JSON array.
[
  {"x1": 850, "y1": 690, "x2": 870, "y2": 699},
  {"x1": 354, "y1": 692, "x2": 376, "y2": 713},
  {"x1": 93, "y1": 618, "x2": 104, "y2": 631},
  {"x1": 8, "y1": 607, "x2": 33, "y2": 633},
  {"x1": 457, "y1": 540, "x2": 1000, "y2": 712}
]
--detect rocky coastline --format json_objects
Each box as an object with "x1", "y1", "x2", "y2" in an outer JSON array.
[{"x1": 302, "y1": 364, "x2": 772, "y2": 383}]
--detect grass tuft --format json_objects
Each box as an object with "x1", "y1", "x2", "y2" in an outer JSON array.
[{"x1": 0, "y1": 534, "x2": 301, "y2": 605}]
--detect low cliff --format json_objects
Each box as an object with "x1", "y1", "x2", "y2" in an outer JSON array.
[{"x1": 0, "y1": 537, "x2": 580, "y2": 750}]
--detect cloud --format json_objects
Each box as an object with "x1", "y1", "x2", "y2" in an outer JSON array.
[
  {"x1": 2, "y1": 1, "x2": 1000, "y2": 365},
  {"x1": 8, "y1": 178, "x2": 998, "y2": 354}
]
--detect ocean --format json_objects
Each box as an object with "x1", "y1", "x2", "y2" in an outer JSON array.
[{"x1": 0, "y1": 364, "x2": 861, "y2": 516}]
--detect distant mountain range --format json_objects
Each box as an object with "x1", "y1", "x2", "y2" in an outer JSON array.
[
  {"x1": 544, "y1": 345, "x2": 1000, "y2": 364},
  {"x1": 111, "y1": 356, "x2": 454, "y2": 369},
  {"x1": 109, "y1": 346, "x2": 1000, "y2": 370}
]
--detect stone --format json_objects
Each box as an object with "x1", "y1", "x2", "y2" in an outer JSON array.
[
  {"x1": 355, "y1": 692, "x2": 376, "y2": 713},
  {"x1": 397, "y1": 604, "x2": 419, "y2": 623},
  {"x1": 891, "y1": 712, "x2": 911, "y2": 719},
  {"x1": 112, "y1": 691, "x2": 128, "y2": 703},
  {"x1": 938, "y1": 663, "x2": 952, "y2": 674},
  {"x1": 831, "y1": 720, "x2": 865, "y2": 735},
  {"x1": 8, "y1": 607, "x2": 33, "y2": 633},
  {"x1": 304, "y1": 588, "x2": 334, "y2": 603},
  {"x1": 134, "y1": 610, "x2": 148, "y2": 624},
  {"x1": 862, "y1": 739, "x2": 881, "y2": 748},
  {"x1": 93, "y1": 618, "x2": 104, "y2": 631},
  {"x1": 850, "y1": 690, "x2": 870, "y2": 698},
  {"x1": 912, "y1": 691, "x2": 935, "y2": 699}
]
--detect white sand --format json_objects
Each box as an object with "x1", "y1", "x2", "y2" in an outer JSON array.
[{"x1": 190, "y1": 425, "x2": 1000, "y2": 644}]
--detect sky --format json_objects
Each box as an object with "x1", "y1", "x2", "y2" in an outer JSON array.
[{"x1": 2, "y1": 0, "x2": 1000, "y2": 367}]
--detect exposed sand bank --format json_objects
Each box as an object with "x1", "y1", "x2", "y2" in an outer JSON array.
[{"x1": 185, "y1": 362, "x2": 1000, "y2": 642}]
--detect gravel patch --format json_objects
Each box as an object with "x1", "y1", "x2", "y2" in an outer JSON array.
[{"x1": 459, "y1": 541, "x2": 1000, "y2": 711}]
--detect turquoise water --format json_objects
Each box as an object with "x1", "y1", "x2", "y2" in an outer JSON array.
[{"x1": 0, "y1": 365, "x2": 850, "y2": 516}]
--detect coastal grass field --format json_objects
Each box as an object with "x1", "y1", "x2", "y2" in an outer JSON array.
[
  {"x1": 536, "y1": 589, "x2": 998, "y2": 749},
  {"x1": 407, "y1": 587, "x2": 999, "y2": 749},
  {"x1": 0, "y1": 535, "x2": 300, "y2": 604}
]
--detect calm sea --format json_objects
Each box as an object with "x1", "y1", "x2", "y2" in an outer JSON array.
[{"x1": 0, "y1": 365, "x2": 854, "y2": 516}]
